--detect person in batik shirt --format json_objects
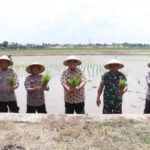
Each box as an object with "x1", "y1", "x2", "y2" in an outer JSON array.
[
  {"x1": 61, "y1": 56, "x2": 86, "y2": 114},
  {"x1": 96, "y1": 59, "x2": 128, "y2": 114}
]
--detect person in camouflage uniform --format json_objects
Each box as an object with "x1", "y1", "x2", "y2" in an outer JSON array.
[{"x1": 96, "y1": 59, "x2": 128, "y2": 114}]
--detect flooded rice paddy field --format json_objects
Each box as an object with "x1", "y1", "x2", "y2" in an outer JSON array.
[{"x1": 12, "y1": 55, "x2": 150, "y2": 114}]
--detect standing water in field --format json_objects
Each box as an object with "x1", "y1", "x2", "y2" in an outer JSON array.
[{"x1": 12, "y1": 55, "x2": 149, "y2": 114}]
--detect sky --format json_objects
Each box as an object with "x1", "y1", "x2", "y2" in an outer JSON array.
[{"x1": 0, "y1": 0, "x2": 150, "y2": 44}]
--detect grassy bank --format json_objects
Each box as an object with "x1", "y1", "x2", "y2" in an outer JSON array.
[
  {"x1": 0, "y1": 47, "x2": 150, "y2": 53},
  {"x1": 0, "y1": 117, "x2": 150, "y2": 150},
  {"x1": 0, "y1": 48, "x2": 150, "y2": 56}
]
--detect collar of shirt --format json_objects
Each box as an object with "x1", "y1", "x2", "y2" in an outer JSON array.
[
  {"x1": 29, "y1": 74, "x2": 41, "y2": 78},
  {"x1": 109, "y1": 71, "x2": 120, "y2": 76},
  {"x1": 0, "y1": 69, "x2": 14, "y2": 74},
  {"x1": 67, "y1": 67, "x2": 78, "y2": 73}
]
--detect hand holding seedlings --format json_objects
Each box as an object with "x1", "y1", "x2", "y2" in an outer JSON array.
[
  {"x1": 75, "y1": 86, "x2": 80, "y2": 90},
  {"x1": 119, "y1": 79, "x2": 126, "y2": 90},
  {"x1": 8, "y1": 76, "x2": 18, "y2": 92},
  {"x1": 40, "y1": 74, "x2": 51, "y2": 90},
  {"x1": 34, "y1": 86, "x2": 49, "y2": 92},
  {"x1": 27, "y1": 86, "x2": 43, "y2": 93},
  {"x1": 10, "y1": 85, "x2": 19, "y2": 92},
  {"x1": 41, "y1": 74, "x2": 51, "y2": 86},
  {"x1": 8, "y1": 76, "x2": 16, "y2": 86},
  {"x1": 41, "y1": 86, "x2": 50, "y2": 91},
  {"x1": 117, "y1": 79, "x2": 126, "y2": 96},
  {"x1": 35, "y1": 86, "x2": 42, "y2": 91},
  {"x1": 67, "y1": 77, "x2": 81, "y2": 91}
]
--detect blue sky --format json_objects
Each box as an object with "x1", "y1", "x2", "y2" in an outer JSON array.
[{"x1": 0, "y1": 0, "x2": 150, "y2": 44}]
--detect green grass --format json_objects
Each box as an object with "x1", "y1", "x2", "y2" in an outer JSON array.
[{"x1": 1, "y1": 47, "x2": 150, "y2": 53}]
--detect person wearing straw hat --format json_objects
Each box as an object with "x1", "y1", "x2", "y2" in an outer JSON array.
[
  {"x1": 0, "y1": 55, "x2": 19, "y2": 113},
  {"x1": 61, "y1": 56, "x2": 86, "y2": 114},
  {"x1": 144, "y1": 62, "x2": 150, "y2": 113},
  {"x1": 96, "y1": 59, "x2": 128, "y2": 114},
  {"x1": 24, "y1": 62, "x2": 49, "y2": 113}
]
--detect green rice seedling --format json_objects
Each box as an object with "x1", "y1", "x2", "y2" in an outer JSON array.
[
  {"x1": 87, "y1": 64, "x2": 91, "y2": 77},
  {"x1": 119, "y1": 79, "x2": 126, "y2": 90},
  {"x1": 96, "y1": 64, "x2": 99, "y2": 77},
  {"x1": 92, "y1": 86, "x2": 97, "y2": 89},
  {"x1": 92, "y1": 64, "x2": 95, "y2": 77},
  {"x1": 41, "y1": 74, "x2": 51, "y2": 86},
  {"x1": 138, "y1": 80, "x2": 141, "y2": 84},
  {"x1": 67, "y1": 77, "x2": 81, "y2": 88},
  {"x1": 8, "y1": 76, "x2": 16, "y2": 86}
]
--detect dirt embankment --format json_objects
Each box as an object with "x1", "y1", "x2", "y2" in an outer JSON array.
[{"x1": 0, "y1": 114, "x2": 150, "y2": 150}]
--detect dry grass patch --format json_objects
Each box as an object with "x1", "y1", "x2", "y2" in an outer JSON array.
[{"x1": 0, "y1": 118, "x2": 149, "y2": 150}]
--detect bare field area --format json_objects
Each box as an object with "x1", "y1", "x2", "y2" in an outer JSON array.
[{"x1": 0, "y1": 114, "x2": 150, "y2": 150}]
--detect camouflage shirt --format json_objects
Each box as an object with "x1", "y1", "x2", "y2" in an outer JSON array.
[
  {"x1": 0, "y1": 69, "x2": 19, "y2": 102},
  {"x1": 101, "y1": 71, "x2": 127, "y2": 107}
]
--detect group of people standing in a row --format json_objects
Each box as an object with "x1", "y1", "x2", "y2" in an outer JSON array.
[{"x1": 0, "y1": 55, "x2": 149, "y2": 114}]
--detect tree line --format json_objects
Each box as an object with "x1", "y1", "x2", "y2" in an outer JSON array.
[{"x1": 0, "y1": 41, "x2": 150, "y2": 50}]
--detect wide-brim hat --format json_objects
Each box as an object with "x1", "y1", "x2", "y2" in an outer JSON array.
[
  {"x1": 63, "y1": 55, "x2": 82, "y2": 66},
  {"x1": 104, "y1": 59, "x2": 124, "y2": 69},
  {"x1": 26, "y1": 62, "x2": 45, "y2": 74},
  {"x1": 0, "y1": 55, "x2": 13, "y2": 66}
]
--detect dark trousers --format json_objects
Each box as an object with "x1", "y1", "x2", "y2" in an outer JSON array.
[
  {"x1": 103, "y1": 103, "x2": 122, "y2": 114},
  {"x1": 144, "y1": 99, "x2": 150, "y2": 114},
  {"x1": 65, "y1": 102, "x2": 85, "y2": 114},
  {"x1": 27, "y1": 104, "x2": 47, "y2": 113},
  {"x1": 0, "y1": 101, "x2": 19, "y2": 113}
]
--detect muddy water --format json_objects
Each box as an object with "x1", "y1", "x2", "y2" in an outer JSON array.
[{"x1": 10, "y1": 55, "x2": 150, "y2": 114}]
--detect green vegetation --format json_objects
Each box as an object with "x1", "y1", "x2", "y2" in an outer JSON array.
[
  {"x1": 8, "y1": 76, "x2": 16, "y2": 86},
  {"x1": 68, "y1": 77, "x2": 81, "y2": 87},
  {"x1": 41, "y1": 74, "x2": 51, "y2": 86},
  {"x1": 119, "y1": 79, "x2": 126, "y2": 90},
  {"x1": 1, "y1": 47, "x2": 150, "y2": 53},
  {"x1": 1, "y1": 40, "x2": 150, "y2": 51}
]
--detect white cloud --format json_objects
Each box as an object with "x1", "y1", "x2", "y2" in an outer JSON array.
[{"x1": 0, "y1": 0, "x2": 150, "y2": 44}]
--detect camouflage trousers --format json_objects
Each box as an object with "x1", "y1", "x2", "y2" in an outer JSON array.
[{"x1": 103, "y1": 102, "x2": 122, "y2": 114}]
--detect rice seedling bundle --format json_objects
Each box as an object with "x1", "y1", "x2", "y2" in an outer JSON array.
[
  {"x1": 67, "y1": 77, "x2": 81, "y2": 88},
  {"x1": 8, "y1": 76, "x2": 16, "y2": 86},
  {"x1": 41, "y1": 74, "x2": 51, "y2": 86},
  {"x1": 119, "y1": 79, "x2": 126, "y2": 90}
]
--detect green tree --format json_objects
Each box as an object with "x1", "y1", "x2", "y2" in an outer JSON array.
[{"x1": 2, "y1": 41, "x2": 8, "y2": 48}]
